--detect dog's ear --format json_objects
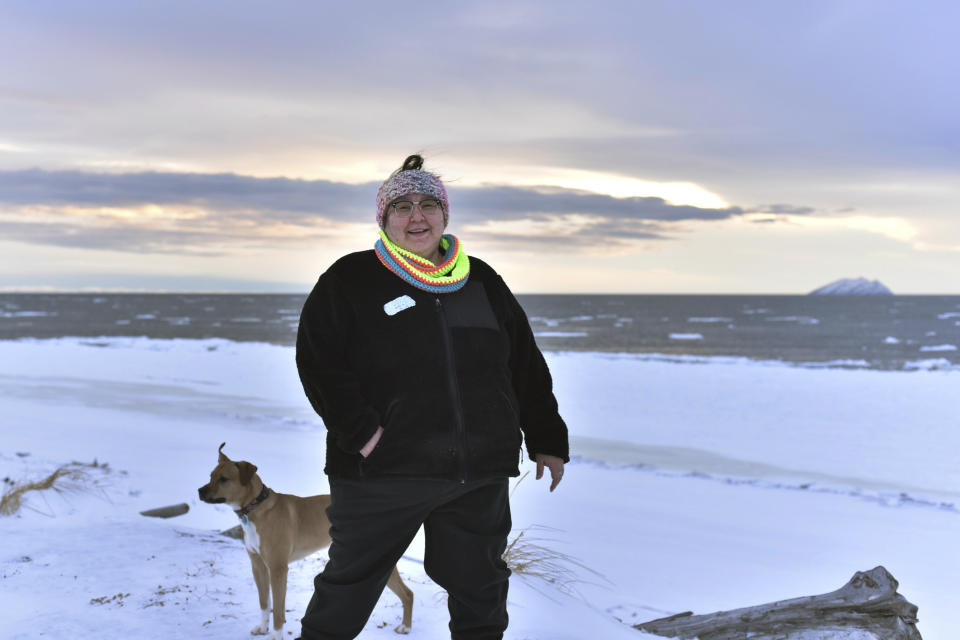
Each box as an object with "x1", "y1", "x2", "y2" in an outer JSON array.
[
  {"x1": 235, "y1": 461, "x2": 258, "y2": 485},
  {"x1": 218, "y1": 442, "x2": 230, "y2": 463}
]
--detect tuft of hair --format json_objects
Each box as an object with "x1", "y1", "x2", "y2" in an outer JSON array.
[
  {"x1": 0, "y1": 463, "x2": 103, "y2": 516},
  {"x1": 501, "y1": 526, "x2": 609, "y2": 600},
  {"x1": 401, "y1": 154, "x2": 424, "y2": 171}
]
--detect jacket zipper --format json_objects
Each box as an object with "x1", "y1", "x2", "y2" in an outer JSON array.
[{"x1": 435, "y1": 296, "x2": 468, "y2": 483}]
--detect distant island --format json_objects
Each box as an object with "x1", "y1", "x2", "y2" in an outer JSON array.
[{"x1": 809, "y1": 277, "x2": 893, "y2": 295}]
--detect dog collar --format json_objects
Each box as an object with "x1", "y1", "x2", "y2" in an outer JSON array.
[{"x1": 234, "y1": 486, "x2": 271, "y2": 520}]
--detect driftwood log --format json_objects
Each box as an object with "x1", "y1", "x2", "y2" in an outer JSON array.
[
  {"x1": 635, "y1": 566, "x2": 921, "y2": 640},
  {"x1": 139, "y1": 503, "x2": 189, "y2": 518}
]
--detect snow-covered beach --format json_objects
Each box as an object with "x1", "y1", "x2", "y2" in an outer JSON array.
[{"x1": 2, "y1": 338, "x2": 958, "y2": 638}]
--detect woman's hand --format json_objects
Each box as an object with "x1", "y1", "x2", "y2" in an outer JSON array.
[
  {"x1": 535, "y1": 453, "x2": 565, "y2": 492},
  {"x1": 359, "y1": 426, "x2": 384, "y2": 458}
]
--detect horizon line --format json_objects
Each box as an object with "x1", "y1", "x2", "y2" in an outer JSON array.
[{"x1": 2, "y1": 288, "x2": 959, "y2": 297}]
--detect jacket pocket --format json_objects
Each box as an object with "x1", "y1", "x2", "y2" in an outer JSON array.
[
  {"x1": 498, "y1": 389, "x2": 524, "y2": 444},
  {"x1": 359, "y1": 393, "x2": 458, "y2": 476},
  {"x1": 357, "y1": 396, "x2": 401, "y2": 474},
  {"x1": 460, "y1": 386, "x2": 523, "y2": 469}
]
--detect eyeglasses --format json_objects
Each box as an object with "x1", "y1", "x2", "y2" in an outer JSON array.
[{"x1": 389, "y1": 199, "x2": 442, "y2": 217}]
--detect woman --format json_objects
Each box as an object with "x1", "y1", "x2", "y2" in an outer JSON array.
[{"x1": 296, "y1": 154, "x2": 569, "y2": 640}]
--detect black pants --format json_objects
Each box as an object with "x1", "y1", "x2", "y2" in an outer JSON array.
[{"x1": 300, "y1": 476, "x2": 512, "y2": 640}]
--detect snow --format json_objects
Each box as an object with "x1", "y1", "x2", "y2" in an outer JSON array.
[
  {"x1": 808, "y1": 277, "x2": 893, "y2": 295},
  {"x1": 904, "y1": 358, "x2": 955, "y2": 371},
  {"x1": 2, "y1": 338, "x2": 957, "y2": 639}
]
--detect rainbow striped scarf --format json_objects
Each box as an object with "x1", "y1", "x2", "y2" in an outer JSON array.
[{"x1": 375, "y1": 230, "x2": 470, "y2": 294}]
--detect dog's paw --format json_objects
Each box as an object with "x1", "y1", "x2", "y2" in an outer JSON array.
[
  {"x1": 251, "y1": 608, "x2": 271, "y2": 635},
  {"x1": 394, "y1": 623, "x2": 411, "y2": 634},
  {"x1": 266, "y1": 630, "x2": 283, "y2": 640}
]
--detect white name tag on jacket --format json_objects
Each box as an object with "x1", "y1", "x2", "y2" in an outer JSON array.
[{"x1": 384, "y1": 295, "x2": 416, "y2": 316}]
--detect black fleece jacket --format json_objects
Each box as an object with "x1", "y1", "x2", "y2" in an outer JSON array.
[{"x1": 296, "y1": 250, "x2": 569, "y2": 480}]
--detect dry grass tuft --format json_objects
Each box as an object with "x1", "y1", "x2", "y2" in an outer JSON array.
[
  {"x1": 502, "y1": 526, "x2": 609, "y2": 600},
  {"x1": 0, "y1": 462, "x2": 103, "y2": 516}
]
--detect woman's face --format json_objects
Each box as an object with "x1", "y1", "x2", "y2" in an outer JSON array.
[{"x1": 383, "y1": 193, "x2": 446, "y2": 264}]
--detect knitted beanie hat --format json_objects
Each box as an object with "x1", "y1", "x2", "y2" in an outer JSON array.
[{"x1": 376, "y1": 155, "x2": 449, "y2": 228}]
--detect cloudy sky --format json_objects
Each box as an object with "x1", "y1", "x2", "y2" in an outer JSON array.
[{"x1": 1, "y1": 0, "x2": 957, "y2": 293}]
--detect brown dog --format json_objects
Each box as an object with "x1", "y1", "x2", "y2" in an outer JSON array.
[{"x1": 198, "y1": 443, "x2": 413, "y2": 638}]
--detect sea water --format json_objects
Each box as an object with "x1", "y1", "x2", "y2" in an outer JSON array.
[{"x1": 1, "y1": 293, "x2": 958, "y2": 370}]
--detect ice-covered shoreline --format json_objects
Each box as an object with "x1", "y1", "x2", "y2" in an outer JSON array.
[
  {"x1": 2, "y1": 337, "x2": 959, "y2": 638},
  {"x1": 6, "y1": 332, "x2": 960, "y2": 371},
  {"x1": 3, "y1": 336, "x2": 959, "y2": 499}
]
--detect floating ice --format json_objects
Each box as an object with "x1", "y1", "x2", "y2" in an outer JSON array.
[
  {"x1": 534, "y1": 331, "x2": 588, "y2": 338},
  {"x1": 920, "y1": 344, "x2": 957, "y2": 352},
  {"x1": 0, "y1": 311, "x2": 56, "y2": 318},
  {"x1": 766, "y1": 316, "x2": 820, "y2": 325}
]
